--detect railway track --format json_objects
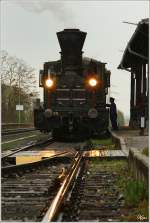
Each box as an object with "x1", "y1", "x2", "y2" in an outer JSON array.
[
  {"x1": 61, "y1": 159, "x2": 126, "y2": 222},
  {"x1": 1, "y1": 151, "x2": 77, "y2": 222},
  {"x1": 2, "y1": 127, "x2": 36, "y2": 136},
  {"x1": 1, "y1": 140, "x2": 84, "y2": 169},
  {"x1": 2, "y1": 138, "x2": 128, "y2": 222},
  {"x1": 1, "y1": 136, "x2": 54, "y2": 163}
]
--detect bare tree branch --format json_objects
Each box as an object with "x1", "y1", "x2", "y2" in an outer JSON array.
[{"x1": 1, "y1": 50, "x2": 39, "y2": 123}]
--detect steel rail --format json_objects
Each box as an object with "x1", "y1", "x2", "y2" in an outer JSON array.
[
  {"x1": 2, "y1": 151, "x2": 73, "y2": 175},
  {"x1": 2, "y1": 123, "x2": 33, "y2": 128},
  {"x1": 1, "y1": 137, "x2": 54, "y2": 159},
  {"x1": 2, "y1": 128, "x2": 35, "y2": 136},
  {"x1": 1, "y1": 151, "x2": 74, "y2": 222},
  {"x1": 42, "y1": 151, "x2": 83, "y2": 222}
]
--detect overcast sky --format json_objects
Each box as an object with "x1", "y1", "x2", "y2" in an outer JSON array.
[{"x1": 1, "y1": 0, "x2": 149, "y2": 119}]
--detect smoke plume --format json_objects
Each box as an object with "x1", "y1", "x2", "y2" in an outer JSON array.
[{"x1": 13, "y1": 0, "x2": 75, "y2": 24}]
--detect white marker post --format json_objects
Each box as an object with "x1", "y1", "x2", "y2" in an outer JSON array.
[
  {"x1": 16, "y1": 105, "x2": 24, "y2": 127},
  {"x1": 140, "y1": 116, "x2": 145, "y2": 136}
]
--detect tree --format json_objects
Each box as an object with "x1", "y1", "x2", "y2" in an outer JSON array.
[
  {"x1": 0, "y1": 50, "x2": 37, "y2": 92},
  {"x1": 1, "y1": 50, "x2": 39, "y2": 123}
]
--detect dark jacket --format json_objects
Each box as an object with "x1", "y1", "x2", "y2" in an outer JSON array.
[{"x1": 106, "y1": 102, "x2": 117, "y2": 119}]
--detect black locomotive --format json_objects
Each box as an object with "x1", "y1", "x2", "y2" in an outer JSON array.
[{"x1": 34, "y1": 29, "x2": 111, "y2": 140}]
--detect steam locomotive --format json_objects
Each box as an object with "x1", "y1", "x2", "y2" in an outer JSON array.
[{"x1": 34, "y1": 29, "x2": 111, "y2": 140}]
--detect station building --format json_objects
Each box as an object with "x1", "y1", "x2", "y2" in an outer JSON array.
[{"x1": 118, "y1": 18, "x2": 149, "y2": 130}]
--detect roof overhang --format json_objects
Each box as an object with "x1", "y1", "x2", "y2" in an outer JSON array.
[{"x1": 118, "y1": 18, "x2": 149, "y2": 71}]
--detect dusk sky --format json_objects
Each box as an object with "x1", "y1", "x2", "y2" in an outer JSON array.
[{"x1": 1, "y1": 0, "x2": 149, "y2": 120}]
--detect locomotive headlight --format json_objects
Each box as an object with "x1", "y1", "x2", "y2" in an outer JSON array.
[
  {"x1": 89, "y1": 78, "x2": 97, "y2": 87},
  {"x1": 45, "y1": 78, "x2": 54, "y2": 88}
]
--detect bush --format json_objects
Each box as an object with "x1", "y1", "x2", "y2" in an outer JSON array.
[
  {"x1": 124, "y1": 180, "x2": 148, "y2": 207},
  {"x1": 142, "y1": 147, "x2": 149, "y2": 156}
]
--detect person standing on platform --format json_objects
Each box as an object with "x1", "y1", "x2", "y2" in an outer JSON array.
[{"x1": 106, "y1": 97, "x2": 118, "y2": 130}]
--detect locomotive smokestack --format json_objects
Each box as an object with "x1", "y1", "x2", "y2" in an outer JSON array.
[
  {"x1": 57, "y1": 29, "x2": 87, "y2": 74},
  {"x1": 57, "y1": 29, "x2": 86, "y2": 52}
]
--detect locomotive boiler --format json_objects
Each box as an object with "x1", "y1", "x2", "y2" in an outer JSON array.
[{"x1": 34, "y1": 29, "x2": 111, "y2": 140}]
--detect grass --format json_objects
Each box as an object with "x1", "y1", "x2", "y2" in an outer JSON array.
[
  {"x1": 89, "y1": 159, "x2": 149, "y2": 221},
  {"x1": 124, "y1": 180, "x2": 148, "y2": 207},
  {"x1": 89, "y1": 137, "x2": 118, "y2": 150},
  {"x1": 91, "y1": 138, "x2": 113, "y2": 146},
  {"x1": 90, "y1": 159, "x2": 127, "y2": 171},
  {"x1": 117, "y1": 168, "x2": 149, "y2": 221},
  {"x1": 142, "y1": 147, "x2": 149, "y2": 156}
]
